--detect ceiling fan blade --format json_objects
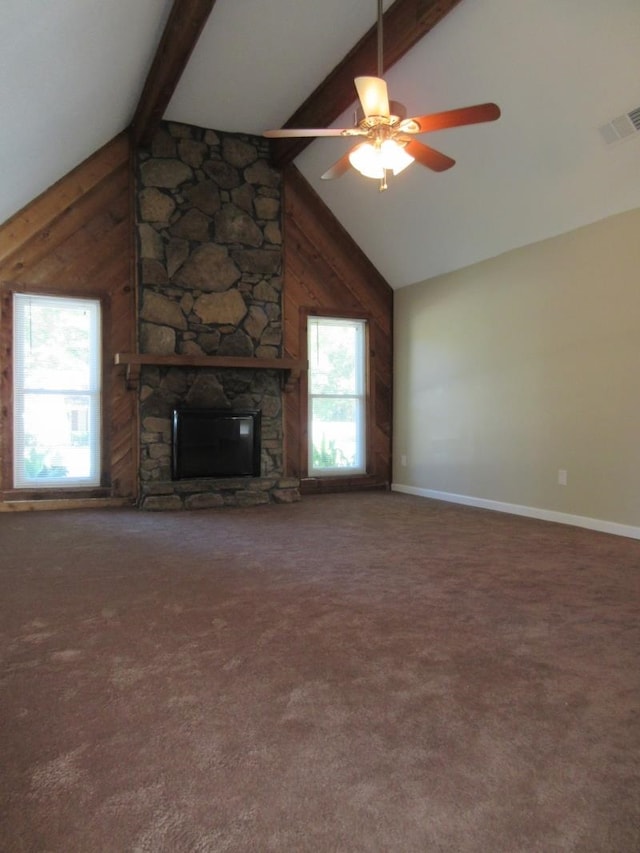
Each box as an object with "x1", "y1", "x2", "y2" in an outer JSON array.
[
  {"x1": 264, "y1": 128, "x2": 356, "y2": 138},
  {"x1": 355, "y1": 76, "x2": 390, "y2": 119},
  {"x1": 321, "y1": 151, "x2": 353, "y2": 181},
  {"x1": 404, "y1": 139, "x2": 455, "y2": 172},
  {"x1": 399, "y1": 103, "x2": 501, "y2": 134}
]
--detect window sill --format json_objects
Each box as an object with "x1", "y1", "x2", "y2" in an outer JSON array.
[
  {"x1": 0, "y1": 493, "x2": 134, "y2": 512},
  {"x1": 300, "y1": 475, "x2": 388, "y2": 494}
]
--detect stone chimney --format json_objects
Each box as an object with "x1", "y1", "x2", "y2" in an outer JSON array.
[{"x1": 134, "y1": 121, "x2": 299, "y2": 510}]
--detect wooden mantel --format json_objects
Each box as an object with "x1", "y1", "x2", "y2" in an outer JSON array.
[{"x1": 114, "y1": 353, "x2": 306, "y2": 392}]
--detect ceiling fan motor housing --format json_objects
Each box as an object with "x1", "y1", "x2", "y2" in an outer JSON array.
[{"x1": 356, "y1": 99, "x2": 407, "y2": 127}]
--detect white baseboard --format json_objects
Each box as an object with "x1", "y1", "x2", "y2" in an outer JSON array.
[{"x1": 391, "y1": 483, "x2": 640, "y2": 541}]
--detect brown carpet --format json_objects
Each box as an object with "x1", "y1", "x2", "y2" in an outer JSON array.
[{"x1": 1, "y1": 492, "x2": 639, "y2": 852}]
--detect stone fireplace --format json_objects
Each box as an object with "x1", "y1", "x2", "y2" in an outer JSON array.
[{"x1": 134, "y1": 121, "x2": 300, "y2": 509}]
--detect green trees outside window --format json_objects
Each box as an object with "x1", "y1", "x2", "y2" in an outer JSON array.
[
  {"x1": 308, "y1": 316, "x2": 366, "y2": 476},
  {"x1": 13, "y1": 293, "x2": 101, "y2": 488}
]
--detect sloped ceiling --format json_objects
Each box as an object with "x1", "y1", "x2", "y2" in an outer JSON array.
[
  {"x1": 0, "y1": 0, "x2": 173, "y2": 224},
  {"x1": 2, "y1": 0, "x2": 639, "y2": 288}
]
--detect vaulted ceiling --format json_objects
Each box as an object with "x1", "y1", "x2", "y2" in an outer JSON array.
[{"x1": 2, "y1": 0, "x2": 639, "y2": 288}]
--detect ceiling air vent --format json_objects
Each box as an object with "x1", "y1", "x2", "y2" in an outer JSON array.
[{"x1": 599, "y1": 105, "x2": 640, "y2": 145}]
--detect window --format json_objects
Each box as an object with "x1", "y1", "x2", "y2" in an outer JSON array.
[
  {"x1": 308, "y1": 316, "x2": 367, "y2": 476},
  {"x1": 13, "y1": 293, "x2": 102, "y2": 489}
]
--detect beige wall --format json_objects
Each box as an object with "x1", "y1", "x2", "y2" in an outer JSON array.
[{"x1": 393, "y1": 208, "x2": 640, "y2": 528}]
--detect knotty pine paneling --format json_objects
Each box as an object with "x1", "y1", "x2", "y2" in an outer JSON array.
[
  {"x1": 282, "y1": 165, "x2": 393, "y2": 492},
  {"x1": 0, "y1": 134, "x2": 137, "y2": 502},
  {"x1": 0, "y1": 142, "x2": 392, "y2": 504}
]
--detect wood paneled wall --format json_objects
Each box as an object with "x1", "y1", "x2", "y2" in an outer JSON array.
[
  {"x1": 282, "y1": 165, "x2": 393, "y2": 492},
  {"x1": 0, "y1": 134, "x2": 137, "y2": 504},
  {"x1": 0, "y1": 142, "x2": 393, "y2": 505}
]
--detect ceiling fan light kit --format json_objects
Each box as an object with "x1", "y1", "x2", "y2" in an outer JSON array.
[
  {"x1": 347, "y1": 87, "x2": 414, "y2": 185},
  {"x1": 349, "y1": 139, "x2": 414, "y2": 180},
  {"x1": 264, "y1": 1, "x2": 500, "y2": 191}
]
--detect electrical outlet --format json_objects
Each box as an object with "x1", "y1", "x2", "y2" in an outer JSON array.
[
  {"x1": 401, "y1": 454, "x2": 407, "y2": 467},
  {"x1": 558, "y1": 469, "x2": 568, "y2": 486}
]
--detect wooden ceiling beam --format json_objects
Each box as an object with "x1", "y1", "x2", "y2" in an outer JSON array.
[
  {"x1": 130, "y1": 0, "x2": 217, "y2": 148},
  {"x1": 270, "y1": 0, "x2": 464, "y2": 168}
]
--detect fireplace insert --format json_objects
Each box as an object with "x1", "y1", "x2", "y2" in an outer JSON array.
[{"x1": 171, "y1": 408, "x2": 261, "y2": 480}]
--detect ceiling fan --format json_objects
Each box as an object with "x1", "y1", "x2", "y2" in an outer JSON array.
[{"x1": 264, "y1": 0, "x2": 500, "y2": 191}]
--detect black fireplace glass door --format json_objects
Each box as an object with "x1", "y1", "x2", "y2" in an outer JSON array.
[{"x1": 172, "y1": 409, "x2": 261, "y2": 479}]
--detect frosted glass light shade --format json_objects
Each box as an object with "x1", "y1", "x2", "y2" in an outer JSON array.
[
  {"x1": 348, "y1": 140, "x2": 415, "y2": 179},
  {"x1": 381, "y1": 139, "x2": 414, "y2": 175},
  {"x1": 348, "y1": 143, "x2": 385, "y2": 179}
]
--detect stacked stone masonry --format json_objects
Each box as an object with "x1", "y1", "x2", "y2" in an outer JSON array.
[{"x1": 136, "y1": 122, "x2": 299, "y2": 509}]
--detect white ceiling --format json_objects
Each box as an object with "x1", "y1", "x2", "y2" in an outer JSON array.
[
  {"x1": 2, "y1": 0, "x2": 639, "y2": 288},
  {"x1": 0, "y1": 0, "x2": 172, "y2": 226}
]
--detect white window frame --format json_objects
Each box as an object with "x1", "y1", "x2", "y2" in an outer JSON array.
[
  {"x1": 307, "y1": 315, "x2": 367, "y2": 477},
  {"x1": 13, "y1": 293, "x2": 102, "y2": 489}
]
